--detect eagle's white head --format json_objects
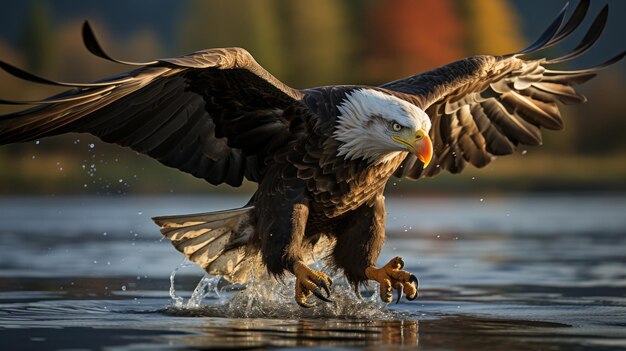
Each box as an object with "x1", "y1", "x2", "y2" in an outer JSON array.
[{"x1": 333, "y1": 88, "x2": 433, "y2": 165}]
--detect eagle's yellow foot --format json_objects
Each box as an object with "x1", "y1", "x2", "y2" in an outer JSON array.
[
  {"x1": 365, "y1": 256, "x2": 419, "y2": 304},
  {"x1": 293, "y1": 261, "x2": 333, "y2": 308}
]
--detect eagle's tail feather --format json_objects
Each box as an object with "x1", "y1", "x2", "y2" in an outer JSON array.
[{"x1": 153, "y1": 206, "x2": 256, "y2": 284}]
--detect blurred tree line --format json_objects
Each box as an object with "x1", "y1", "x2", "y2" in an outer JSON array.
[{"x1": 0, "y1": 0, "x2": 624, "y2": 194}]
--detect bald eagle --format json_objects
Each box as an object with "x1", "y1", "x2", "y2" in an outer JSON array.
[{"x1": 0, "y1": 1, "x2": 622, "y2": 307}]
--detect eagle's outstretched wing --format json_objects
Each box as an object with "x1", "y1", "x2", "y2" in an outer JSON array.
[
  {"x1": 0, "y1": 22, "x2": 304, "y2": 186},
  {"x1": 386, "y1": 1, "x2": 624, "y2": 179}
]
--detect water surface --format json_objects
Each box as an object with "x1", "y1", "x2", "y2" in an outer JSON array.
[{"x1": 0, "y1": 195, "x2": 625, "y2": 350}]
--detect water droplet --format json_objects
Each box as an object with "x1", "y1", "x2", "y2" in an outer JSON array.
[
  {"x1": 137, "y1": 211, "x2": 143, "y2": 216},
  {"x1": 118, "y1": 179, "x2": 123, "y2": 183},
  {"x1": 521, "y1": 150, "x2": 528, "y2": 155},
  {"x1": 121, "y1": 285, "x2": 127, "y2": 291},
  {"x1": 35, "y1": 140, "x2": 40, "y2": 145},
  {"x1": 106, "y1": 261, "x2": 111, "y2": 265},
  {"x1": 32, "y1": 155, "x2": 36, "y2": 159},
  {"x1": 471, "y1": 177, "x2": 475, "y2": 180},
  {"x1": 93, "y1": 260, "x2": 98, "y2": 264},
  {"x1": 480, "y1": 198, "x2": 484, "y2": 202},
  {"x1": 103, "y1": 232, "x2": 107, "y2": 236},
  {"x1": 436, "y1": 235, "x2": 440, "y2": 238},
  {"x1": 88, "y1": 143, "x2": 95, "y2": 149}
]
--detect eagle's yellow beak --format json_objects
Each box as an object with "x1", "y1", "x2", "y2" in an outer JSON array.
[
  {"x1": 393, "y1": 132, "x2": 433, "y2": 167},
  {"x1": 414, "y1": 133, "x2": 433, "y2": 167}
]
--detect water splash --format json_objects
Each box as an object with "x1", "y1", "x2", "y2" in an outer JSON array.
[
  {"x1": 165, "y1": 263, "x2": 401, "y2": 320},
  {"x1": 169, "y1": 260, "x2": 195, "y2": 308},
  {"x1": 186, "y1": 274, "x2": 221, "y2": 308}
]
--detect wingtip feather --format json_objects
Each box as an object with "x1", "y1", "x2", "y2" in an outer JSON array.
[
  {"x1": 547, "y1": 4, "x2": 609, "y2": 64},
  {"x1": 0, "y1": 58, "x2": 133, "y2": 88},
  {"x1": 545, "y1": 0, "x2": 590, "y2": 48},
  {"x1": 546, "y1": 50, "x2": 625, "y2": 75},
  {"x1": 515, "y1": 1, "x2": 569, "y2": 55},
  {"x1": 82, "y1": 21, "x2": 156, "y2": 66}
]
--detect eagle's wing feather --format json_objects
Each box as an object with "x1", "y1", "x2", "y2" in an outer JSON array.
[
  {"x1": 385, "y1": 1, "x2": 623, "y2": 179},
  {"x1": 0, "y1": 23, "x2": 303, "y2": 186}
]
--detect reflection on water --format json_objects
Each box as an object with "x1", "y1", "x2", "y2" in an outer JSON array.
[
  {"x1": 164, "y1": 318, "x2": 419, "y2": 349},
  {"x1": 0, "y1": 195, "x2": 625, "y2": 350}
]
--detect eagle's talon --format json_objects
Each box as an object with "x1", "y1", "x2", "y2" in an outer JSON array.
[
  {"x1": 297, "y1": 300, "x2": 315, "y2": 308},
  {"x1": 293, "y1": 261, "x2": 333, "y2": 307},
  {"x1": 395, "y1": 284, "x2": 403, "y2": 304},
  {"x1": 365, "y1": 256, "x2": 419, "y2": 303},
  {"x1": 406, "y1": 274, "x2": 419, "y2": 300},
  {"x1": 318, "y1": 279, "x2": 332, "y2": 298},
  {"x1": 313, "y1": 288, "x2": 333, "y2": 303}
]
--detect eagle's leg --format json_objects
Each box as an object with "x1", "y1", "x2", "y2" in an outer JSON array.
[
  {"x1": 334, "y1": 194, "x2": 418, "y2": 303},
  {"x1": 292, "y1": 260, "x2": 333, "y2": 308},
  {"x1": 256, "y1": 195, "x2": 334, "y2": 308},
  {"x1": 365, "y1": 256, "x2": 418, "y2": 303}
]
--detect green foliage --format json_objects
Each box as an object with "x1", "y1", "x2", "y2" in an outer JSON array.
[
  {"x1": 178, "y1": 0, "x2": 286, "y2": 78},
  {"x1": 20, "y1": 1, "x2": 55, "y2": 74},
  {"x1": 178, "y1": 0, "x2": 353, "y2": 87},
  {"x1": 276, "y1": 0, "x2": 353, "y2": 86}
]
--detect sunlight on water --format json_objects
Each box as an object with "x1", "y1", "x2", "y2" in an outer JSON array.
[{"x1": 1, "y1": 196, "x2": 626, "y2": 350}]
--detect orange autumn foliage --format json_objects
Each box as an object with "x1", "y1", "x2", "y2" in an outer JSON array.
[{"x1": 364, "y1": 0, "x2": 466, "y2": 83}]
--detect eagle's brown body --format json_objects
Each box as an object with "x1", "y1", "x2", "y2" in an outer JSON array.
[
  {"x1": 0, "y1": 0, "x2": 622, "y2": 306},
  {"x1": 250, "y1": 86, "x2": 408, "y2": 283}
]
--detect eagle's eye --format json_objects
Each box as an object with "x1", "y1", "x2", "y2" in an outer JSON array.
[{"x1": 391, "y1": 122, "x2": 403, "y2": 132}]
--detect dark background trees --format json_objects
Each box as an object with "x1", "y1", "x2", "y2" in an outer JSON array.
[{"x1": 0, "y1": 0, "x2": 624, "y2": 194}]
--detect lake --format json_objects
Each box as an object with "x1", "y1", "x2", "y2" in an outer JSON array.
[{"x1": 0, "y1": 195, "x2": 625, "y2": 350}]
